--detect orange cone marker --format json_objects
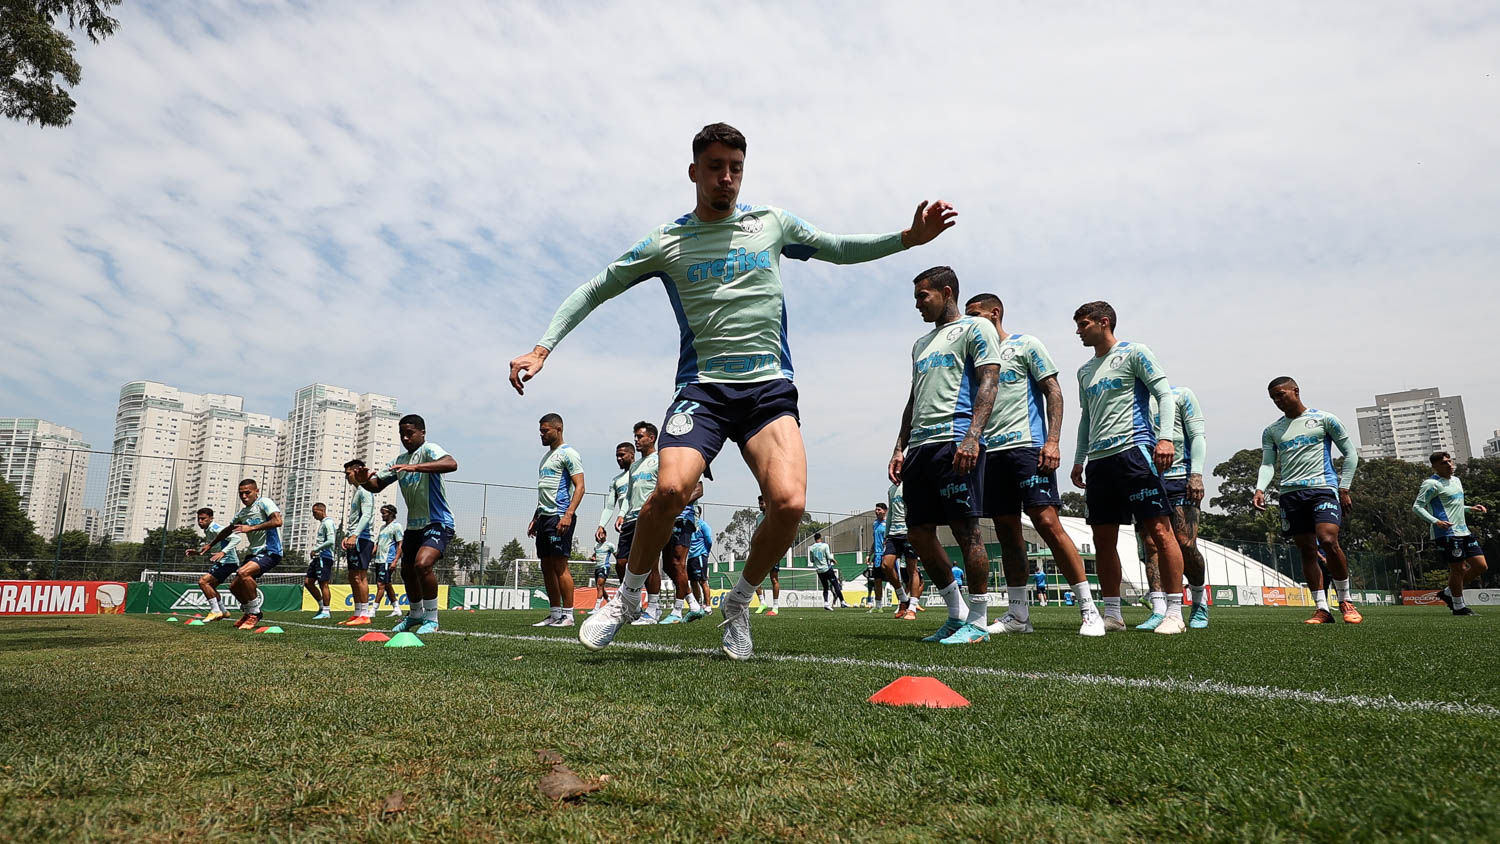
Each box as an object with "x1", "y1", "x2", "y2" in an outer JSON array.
[
  {"x1": 867, "y1": 676, "x2": 970, "y2": 708},
  {"x1": 358, "y1": 631, "x2": 391, "y2": 642}
]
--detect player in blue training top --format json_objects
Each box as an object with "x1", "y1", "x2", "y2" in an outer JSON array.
[
  {"x1": 188, "y1": 506, "x2": 242, "y2": 623},
  {"x1": 510, "y1": 122, "x2": 956, "y2": 661},
  {"x1": 353, "y1": 414, "x2": 459, "y2": 636},
  {"x1": 1032, "y1": 566, "x2": 1048, "y2": 607},
  {"x1": 687, "y1": 505, "x2": 714, "y2": 621},
  {"x1": 529, "y1": 413, "x2": 586, "y2": 628},
  {"x1": 1414, "y1": 451, "x2": 1489, "y2": 616}
]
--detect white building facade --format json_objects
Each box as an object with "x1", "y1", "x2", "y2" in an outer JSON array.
[
  {"x1": 0, "y1": 418, "x2": 91, "y2": 540},
  {"x1": 1355, "y1": 387, "x2": 1472, "y2": 464}
]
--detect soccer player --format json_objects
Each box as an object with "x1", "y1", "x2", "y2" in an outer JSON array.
[
  {"x1": 306, "y1": 503, "x2": 337, "y2": 620},
  {"x1": 964, "y1": 293, "x2": 1104, "y2": 637},
  {"x1": 371, "y1": 504, "x2": 404, "y2": 617},
  {"x1": 660, "y1": 481, "x2": 706, "y2": 624},
  {"x1": 589, "y1": 538, "x2": 615, "y2": 614},
  {"x1": 338, "y1": 459, "x2": 378, "y2": 626},
  {"x1": 201, "y1": 479, "x2": 284, "y2": 630},
  {"x1": 1253, "y1": 377, "x2": 1363, "y2": 624},
  {"x1": 1136, "y1": 385, "x2": 1210, "y2": 630},
  {"x1": 687, "y1": 506, "x2": 713, "y2": 621},
  {"x1": 1069, "y1": 301, "x2": 1187, "y2": 635},
  {"x1": 1032, "y1": 566, "x2": 1048, "y2": 607},
  {"x1": 867, "y1": 502, "x2": 888, "y2": 612},
  {"x1": 880, "y1": 486, "x2": 920, "y2": 619},
  {"x1": 187, "y1": 506, "x2": 242, "y2": 622},
  {"x1": 810, "y1": 532, "x2": 837, "y2": 610},
  {"x1": 353, "y1": 414, "x2": 458, "y2": 635},
  {"x1": 615, "y1": 422, "x2": 666, "y2": 624},
  {"x1": 1413, "y1": 451, "x2": 1488, "y2": 616},
  {"x1": 529, "y1": 413, "x2": 586, "y2": 628},
  {"x1": 752, "y1": 496, "x2": 782, "y2": 616},
  {"x1": 890, "y1": 266, "x2": 1001, "y2": 645},
  {"x1": 595, "y1": 441, "x2": 634, "y2": 548},
  {"x1": 511, "y1": 122, "x2": 955, "y2": 660}
]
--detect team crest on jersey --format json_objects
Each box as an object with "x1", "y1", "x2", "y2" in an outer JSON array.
[
  {"x1": 1108, "y1": 353, "x2": 1128, "y2": 370},
  {"x1": 738, "y1": 216, "x2": 763, "y2": 234},
  {"x1": 945, "y1": 325, "x2": 965, "y2": 341},
  {"x1": 1304, "y1": 418, "x2": 1320, "y2": 429},
  {"x1": 665, "y1": 413, "x2": 694, "y2": 436},
  {"x1": 1000, "y1": 347, "x2": 1017, "y2": 361}
]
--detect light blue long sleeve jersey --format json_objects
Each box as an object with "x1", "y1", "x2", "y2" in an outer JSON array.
[
  {"x1": 1150, "y1": 385, "x2": 1207, "y2": 479},
  {"x1": 1413, "y1": 475, "x2": 1474, "y2": 539},
  {"x1": 871, "y1": 518, "x2": 886, "y2": 562},
  {"x1": 690, "y1": 519, "x2": 713, "y2": 559},
  {"x1": 1073, "y1": 341, "x2": 1177, "y2": 465},
  {"x1": 346, "y1": 487, "x2": 375, "y2": 541},
  {"x1": 809, "y1": 541, "x2": 834, "y2": 573},
  {"x1": 1255, "y1": 410, "x2": 1358, "y2": 492},
  {"x1": 313, "y1": 517, "x2": 338, "y2": 561},
  {"x1": 536, "y1": 205, "x2": 907, "y2": 387}
]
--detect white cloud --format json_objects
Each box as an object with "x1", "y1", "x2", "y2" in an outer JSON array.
[{"x1": 2, "y1": 0, "x2": 1498, "y2": 520}]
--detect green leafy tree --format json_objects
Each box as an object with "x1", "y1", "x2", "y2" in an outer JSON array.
[
  {"x1": 43, "y1": 529, "x2": 91, "y2": 560},
  {"x1": 498, "y1": 538, "x2": 526, "y2": 564},
  {"x1": 139, "y1": 527, "x2": 204, "y2": 565},
  {"x1": 2, "y1": 1, "x2": 122, "y2": 127},
  {"x1": 0, "y1": 479, "x2": 41, "y2": 559},
  {"x1": 1059, "y1": 492, "x2": 1087, "y2": 519}
]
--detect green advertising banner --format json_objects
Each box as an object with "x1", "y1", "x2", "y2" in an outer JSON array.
[
  {"x1": 447, "y1": 586, "x2": 537, "y2": 610},
  {"x1": 125, "y1": 581, "x2": 149, "y2": 613},
  {"x1": 146, "y1": 582, "x2": 303, "y2": 614},
  {"x1": 1211, "y1": 585, "x2": 1238, "y2": 606}
]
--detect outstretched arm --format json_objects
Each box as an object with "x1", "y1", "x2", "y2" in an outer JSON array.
[{"x1": 778, "y1": 201, "x2": 955, "y2": 265}]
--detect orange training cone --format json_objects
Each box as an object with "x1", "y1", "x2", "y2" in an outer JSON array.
[
  {"x1": 358, "y1": 631, "x2": 391, "y2": 642},
  {"x1": 867, "y1": 676, "x2": 970, "y2": 709}
]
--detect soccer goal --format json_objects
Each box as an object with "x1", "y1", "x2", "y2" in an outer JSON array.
[{"x1": 139, "y1": 569, "x2": 306, "y2": 587}]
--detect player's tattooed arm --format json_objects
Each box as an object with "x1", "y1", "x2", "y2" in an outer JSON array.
[
  {"x1": 890, "y1": 390, "x2": 915, "y2": 484},
  {"x1": 1039, "y1": 374, "x2": 1064, "y2": 473},
  {"x1": 956, "y1": 364, "x2": 999, "y2": 474}
]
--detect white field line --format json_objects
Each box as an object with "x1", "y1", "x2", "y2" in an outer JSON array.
[{"x1": 270, "y1": 619, "x2": 1500, "y2": 719}]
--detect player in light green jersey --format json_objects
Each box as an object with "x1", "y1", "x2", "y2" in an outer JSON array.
[
  {"x1": 591, "y1": 442, "x2": 635, "y2": 613},
  {"x1": 965, "y1": 293, "x2": 1103, "y2": 638},
  {"x1": 1137, "y1": 385, "x2": 1211, "y2": 630},
  {"x1": 1253, "y1": 377, "x2": 1363, "y2": 625},
  {"x1": 1069, "y1": 301, "x2": 1187, "y2": 635},
  {"x1": 529, "y1": 413, "x2": 586, "y2": 628},
  {"x1": 1414, "y1": 451, "x2": 1489, "y2": 616},
  {"x1": 372, "y1": 504, "x2": 404, "y2": 617},
  {"x1": 188, "y1": 506, "x2": 243, "y2": 622},
  {"x1": 338, "y1": 459, "x2": 379, "y2": 626},
  {"x1": 511, "y1": 123, "x2": 956, "y2": 660},
  {"x1": 306, "y1": 503, "x2": 338, "y2": 619}
]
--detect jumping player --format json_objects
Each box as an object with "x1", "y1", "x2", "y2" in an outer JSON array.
[
  {"x1": 1414, "y1": 451, "x2": 1487, "y2": 616},
  {"x1": 529, "y1": 413, "x2": 585, "y2": 628},
  {"x1": 511, "y1": 122, "x2": 955, "y2": 659}
]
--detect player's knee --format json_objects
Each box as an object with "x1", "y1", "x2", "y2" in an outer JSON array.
[
  {"x1": 764, "y1": 490, "x2": 804, "y2": 522},
  {"x1": 198, "y1": 574, "x2": 213, "y2": 588},
  {"x1": 1473, "y1": 557, "x2": 1489, "y2": 575}
]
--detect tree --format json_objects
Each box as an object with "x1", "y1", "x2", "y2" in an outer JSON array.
[
  {"x1": 2, "y1": 1, "x2": 122, "y2": 127},
  {"x1": 139, "y1": 527, "x2": 203, "y2": 565},
  {"x1": 43, "y1": 529, "x2": 90, "y2": 560},
  {"x1": 717, "y1": 508, "x2": 760, "y2": 562},
  {"x1": 1059, "y1": 492, "x2": 1087, "y2": 519},
  {"x1": 0, "y1": 479, "x2": 40, "y2": 558},
  {"x1": 498, "y1": 538, "x2": 526, "y2": 564}
]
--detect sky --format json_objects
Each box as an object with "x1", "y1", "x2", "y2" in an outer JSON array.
[{"x1": 2, "y1": 0, "x2": 1498, "y2": 518}]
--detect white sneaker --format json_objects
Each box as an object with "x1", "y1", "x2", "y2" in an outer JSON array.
[
  {"x1": 719, "y1": 600, "x2": 753, "y2": 661},
  {"x1": 552, "y1": 615, "x2": 575, "y2": 628},
  {"x1": 1079, "y1": 605, "x2": 1106, "y2": 637},
  {"x1": 630, "y1": 611, "x2": 658, "y2": 626},
  {"x1": 1154, "y1": 614, "x2": 1187, "y2": 635},
  {"x1": 578, "y1": 593, "x2": 641, "y2": 651},
  {"x1": 985, "y1": 613, "x2": 1033, "y2": 634},
  {"x1": 1103, "y1": 615, "x2": 1127, "y2": 632},
  {"x1": 532, "y1": 615, "x2": 559, "y2": 627},
  {"x1": 388, "y1": 608, "x2": 403, "y2": 617}
]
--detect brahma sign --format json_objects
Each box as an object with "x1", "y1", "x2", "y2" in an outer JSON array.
[{"x1": 0, "y1": 581, "x2": 128, "y2": 615}]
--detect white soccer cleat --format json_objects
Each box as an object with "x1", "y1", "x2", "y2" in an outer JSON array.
[
  {"x1": 984, "y1": 613, "x2": 1034, "y2": 634},
  {"x1": 1103, "y1": 615, "x2": 1127, "y2": 633},
  {"x1": 718, "y1": 600, "x2": 754, "y2": 661},
  {"x1": 578, "y1": 594, "x2": 640, "y2": 651},
  {"x1": 1079, "y1": 606, "x2": 1106, "y2": 637},
  {"x1": 1153, "y1": 614, "x2": 1187, "y2": 635},
  {"x1": 552, "y1": 616, "x2": 575, "y2": 628},
  {"x1": 531, "y1": 615, "x2": 559, "y2": 627}
]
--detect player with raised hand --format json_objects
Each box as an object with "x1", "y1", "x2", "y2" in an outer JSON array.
[
  {"x1": 187, "y1": 506, "x2": 242, "y2": 623},
  {"x1": 510, "y1": 122, "x2": 955, "y2": 660},
  {"x1": 338, "y1": 459, "x2": 378, "y2": 626}
]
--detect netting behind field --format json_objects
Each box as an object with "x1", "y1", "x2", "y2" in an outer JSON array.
[{"x1": 140, "y1": 569, "x2": 307, "y2": 587}]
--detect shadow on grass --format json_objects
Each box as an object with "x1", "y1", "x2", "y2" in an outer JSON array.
[{"x1": 0, "y1": 633, "x2": 114, "y2": 652}]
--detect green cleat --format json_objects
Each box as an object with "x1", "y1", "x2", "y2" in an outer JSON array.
[
  {"x1": 658, "y1": 612, "x2": 684, "y2": 625},
  {"x1": 921, "y1": 618, "x2": 965, "y2": 643},
  {"x1": 392, "y1": 616, "x2": 421, "y2": 633},
  {"x1": 939, "y1": 622, "x2": 991, "y2": 645},
  {"x1": 684, "y1": 608, "x2": 708, "y2": 622},
  {"x1": 1189, "y1": 603, "x2": 1209, "y2": 629},
  {"x1": 1136, "y1": 612, "x2": 1166, "y2": 631}
]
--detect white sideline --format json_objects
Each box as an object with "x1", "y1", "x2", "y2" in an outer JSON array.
[{"x1": 270, "y1": 619, "x2": 1500, "y2": 719}]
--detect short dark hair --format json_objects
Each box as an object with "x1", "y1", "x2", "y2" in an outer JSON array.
[
  {"x1": 197, "y1": 507, "x2": 213, "y2": 517},
  {"x1": 875, "y1": 502, "x2": 887, "y2": 511},
  {"x1": 616, "y1": 441, "x2": 634, "y2": 452},
  {"x1": 1072, "y1": 301, "x2": 1116, "y2": 330},
  {"x1": 634, "y1": 421, "x2": 658, "y2": 438},
  {"x1": 539, "y1": 413, "x2": 563, "y2": 427},
  {"x1": 343, "y1": 458, "x2": 365, "y2": 470},
  {"x1": 965, "y1": 293, "x2": 1003, "y2": 316},
  {"x1": 914, "y1": 266, "x2": 959, "y2": 299},
  {"x1": 1431, "y1": 451, "x2": 1452, "y2": 463},
  {"x1": 313, "y1": 502, "x2": 325, "y2": 509},
  {"x1": 380, "y1": 504, "x2": 397, "y2": 515},
  {"x1": 692, "y1": 123, "x2": 747, "y2": 159},
  {"x1": 238, "y1": 478, "x2": 258, "y2": 488},
  {"x1": 399, "y1": 414, "x2": 425, "y2": 430},
  {"x1": 814, "y1": 532, "x2": 823, "y2": 540},
  {"x1": 1268, "y1": 376, "x2": 1297, "y2": 391}
]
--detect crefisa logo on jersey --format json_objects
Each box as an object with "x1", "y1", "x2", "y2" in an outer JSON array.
[{"x1": 738, "y1": 216, "x2": 763, "y2": 234}]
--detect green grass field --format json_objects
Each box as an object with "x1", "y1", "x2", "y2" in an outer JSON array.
[{"x1": 3, "y1": 605, "x2": 1497, "y2": 842}]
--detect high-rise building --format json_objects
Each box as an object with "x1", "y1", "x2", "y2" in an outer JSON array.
[
  {"x1": 82, "y1": 508, "x2": 104, "y2": 543},
  {"x1": 0, "y1": 418, "x2": 91, "y2": 540},
  {"x1": 1484, "y1": 430, "x2": 1500, "y2": 459},
  {"x1": 1355, "y1": 388, "x2": 1473, "y2": 464},
  {"x1": 279, "y1": 384, "x2": 401, "y2": 553},
  {"x1": 102, "y1": 381, "x2": 286, "y2": 542}
]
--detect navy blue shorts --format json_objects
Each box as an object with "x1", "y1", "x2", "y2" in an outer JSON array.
[
  {"x1": 1278, "y1": 488, "x2": 1342, "y2": 538},
  {"x1": 534, "y1": 514, "x2": 575, "y2": 559},
  {"x1": 659, "y1": 380, "x2": 799, "y2": 467},
  {"x1": 306, "y1": 553, "x2": 334, "y2": 583},
  {"x1": 593, "y1": 565, "x2": 610, "y2": 582},
  {"x1": 371, "y1": 562, "x2": 394, "y2": 585},
  {"x1": 1163, "y1": 477, "x2": 1195, "y2": 510},
  {"x1": 617, "y1": 520, "x2": 638, "y2": 562},
  {"x1": 902, "y1": 442, "x2": 986, "y2": 527},
  {"x1": 345, "y1": 537, "x2": 374, "y2": 571},
  {"x1": 402, "y1": 523, "x2": 454, "y2": 566},
  {"x1": 1435, "y1": 535, "x2": 1485, "y2": 565},
  {"x1": 1084, "y1": 446, "x2": 1171, "y2": 525},
  {"x1": 244, "y1": 552, "x2": 282, "y2": 577},
  {"x1": 671, "y1": 516, "x2": 694, "y2": 550},
  {"x1": 687, "y1": 555, "x2": 708, "y2": 582},
  {"x1": 207, "y1": 559, "x2": 239, "y2": 583},
  {"x1": 984, "y1": 446, "x2": 1061, "y2": 516},
  {"x1": 883, "y1": 535, "x2": 916, "y2": 562}
]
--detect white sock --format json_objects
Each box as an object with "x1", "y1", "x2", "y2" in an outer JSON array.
[
  {"x1": 1454, "y1": 593, "x2": 1468, "y2": 609},
  {"x1": 549, "y1": 604, "x2": 562, "y2": 619},
  {"x1": 897, "y1": 585, "x2": 910, "y2": 603},
  {"x1": 688, "y1": 593, "x2": 702, "y2": 612},
  {"x1": 620, "y1": 569, "x2": 648, "y2": 606},
  {"x1": 245, "y1": 595, "x2": 263, "y2": 614},
  {"x1": 1333, "y1": 579, "x2": 1351, "y2": 603},
  {"x1": 678, "y1": 598, "x2": 688, "y2": 614},
  {"x1": 1314, "y1": 590, "x2": 1329, "y2": 611},
  {"x1": 1189, "y1": 585, "x2": 1206, "y2": 606},
  {"x1": 1165, "y1": 592, "x2": 1184, "y2": 619},
  {"x1": 1073, "y1": 581, "x2": 1095, "y2": 609},
  {"x1": 320, "y1": 603, "x2": 329, "y2": 612},
  {"x1": 355, "y1": 601, "x2": 368, "y2": 616},
  {"x1": 966, "y1": 592, "x2": 989, "y2": 625},
  {"x1": 647, "y1": 593, "x2": 661, "y2": 616},
  {"x1": 769, "y1": 593, "x2": 778, "y2": 609},
  {"x1": 209, "y1": 598, "x2": 223, "y2": 613},
  {"x1": 562, "y1": 606, "x2": 574, "y2": 620},
  {"x1": 422, "y1": 598, "x2": 438, "y2": 622},
  {"x1": 1149, "y1": 591, "x2": 1167, "y2": 615},
  {"x1": 728, "y1": 575, "x2": 756, "y2": 607},
  {"x1": 1103, "y1": 597, "x2": 1122, "y2": 619},
  {"x1": 938, "y1": 581, "x2": 964, "y2": 620},
  {"x1": 1007, "y1": 586, "x2": 1030, "y2": 621}
]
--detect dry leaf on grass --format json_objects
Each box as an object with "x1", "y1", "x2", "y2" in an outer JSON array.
[
  {"x1": 538, "y1": 765, "x2": 607, "y2": 801},
  {"x1": 381, "y1": 791, "x2": 407, "y2": 817}
]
